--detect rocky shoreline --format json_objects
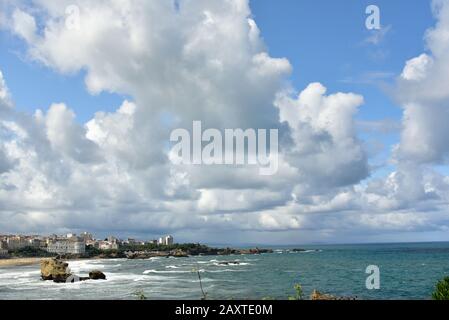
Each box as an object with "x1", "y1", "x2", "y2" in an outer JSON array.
[
  {"x1": 0, "y1": 247, "x2": 310, "y2": 264},
  {"x1": 124, "y1": 247, "x2": 275, "y2": 259}
]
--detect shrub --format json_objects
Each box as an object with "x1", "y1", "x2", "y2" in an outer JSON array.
[
  {"x1": 288, "y1": 283, "x2": 304, "y2": 300},
  {"x1": 432, "y1": 277, "x2": 449, "y2": 300}
]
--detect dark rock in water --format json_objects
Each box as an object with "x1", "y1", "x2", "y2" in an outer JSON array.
[
  {"x1": 89, "y1": 270, "x2": 106, "y2": 280},
  {"x1": 238, "y1": 248, "x2": 274, "y2": 255},
  {"x1": 217, "y1": 261, "x2": 240, "y2": 266},
  {"x1": 291, "y1": 248, "x2": 306, "y2": 252}
]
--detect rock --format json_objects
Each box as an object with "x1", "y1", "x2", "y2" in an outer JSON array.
[
  {"x1": 217, "y1": 261, "x2": 240, "y2": 266},
  {"x1": 89, "y1": 270, "x2": 106, "y2": 280},
  {"x1": 237, "y1": 248, "x2": 274, "y2": 255},
  {"x1": 310, "y1": 290, "x2": 356, "y2": 300},
  {"x1": 41, "y1": 258, "x2": 70, "y2": 282},
  {"x1": 311, "y1": 290, "x2": 338, "y2": 300},
  {"x1": 170, "y1": 249, "x2": 189, "y2": 258}
]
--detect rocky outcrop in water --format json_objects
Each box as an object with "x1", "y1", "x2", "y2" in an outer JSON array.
[
  {"x1": 41, "y1": 258, "x2": 70, "y2": 283},
  {"x1": 124, "y1": 246, "x2": 274, "y2": 260},
  {"x1": 217, "y1": 261, "x2": 240, "y2": 266},
  {"x1": 89, "y1": 270, "x2": 106, "y2": 280},
  {"x1": 170, "y1": 249, "x2": 189, "y2": 257},
  {"x1": 41, "y1": 258, "x2": 106, "y2": 283}
]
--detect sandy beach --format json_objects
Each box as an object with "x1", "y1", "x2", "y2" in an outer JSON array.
[{"x1": 0, "y1": 258, "x2": 42, "y2": 268}]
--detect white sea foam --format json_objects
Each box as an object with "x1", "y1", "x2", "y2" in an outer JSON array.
[
  {"x1": 143, "y1": 269, "x2": 193, "y2": 274},
  {"x1": 206, "y1": 269, "x2": 249, "y2": 273}
]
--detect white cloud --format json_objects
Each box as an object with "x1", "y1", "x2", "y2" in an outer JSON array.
[
  {"x1": 0, "y1": 0, "x2": 448, "y2": 243},
  {"x1": 364, "y1": 25, "x2": 392, "y2": 45},
  {"x1": 401, "y1": 54, "x2": 434, "y2": 81},
  {"x1": 276, "y1": 83, "x2": 369, "y2": 189},
  {"x1": 396, "y1": 0, "x2": 449, "y2": 165},
  {"x1": 0, "y1": 70, "x2": 12, "y2": 111},
  {"x1": 11, "y1": 8, "x2": 37, "y2": 42}
]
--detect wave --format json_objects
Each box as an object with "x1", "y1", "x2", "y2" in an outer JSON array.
[
  {"x1": 143, "y1": 269, "x2": 197, "y2": 274},
  {"x1": 287, "y1": 249, "x2": 322, "y2": 254},
  {"x1": 206, "y1": 269, "x2": 249, "y2": 273},
  {"x1": 212, "y1": 262, "x2": 251, "y2": 267}
]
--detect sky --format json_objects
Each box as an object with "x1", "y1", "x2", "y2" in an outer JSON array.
[{"x1": 1, "y1": 0, "x2": 449, "y2": 245}]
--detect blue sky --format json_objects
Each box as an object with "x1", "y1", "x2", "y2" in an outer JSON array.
[
  {"x1": 0, "y1": 0, "x2": 434, "y2": 174},
  {"x1": 250, "y1": 0, "x2": 434, "y2": 176},
  {"x1": 1, "y1": 0, "x2": 449, "y2": 243},
  {"x1": 0, "y1": 0, "x2": 434, "y2": 120},
  {"x1": 0, "y1": 1, "x2": 433, "y2": 201}
]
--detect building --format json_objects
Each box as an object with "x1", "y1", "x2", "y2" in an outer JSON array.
[
  {"x1": 27, "y1": 238, "x2": 46, "y2": 249},
  {"x1": 80, "y1": 232, "x2": 93, "y2": 241},
  {"x1": 0, "y1": 248, "x2": 7, "y2": 257},
  {"x1": 126, "y1": 238, "x2": 137, "y2": 245},
  {"x1": 0, "y1": 236, "x2": 7, "y2": 256},
  {"x1": 47, "y1": 237, "x2": 86, "y2": 255},
  {"x1": 165, "y1": 235, "x2": 174, "y2": 246},
  {"x1": 158, "y1": 235, "x2": 174, "y2": 246},
  {"x1": 96, "y1": 240, "x2": 119, "y2": 250},
  {"x1": 5, "y1": 236, "x2": 29, "y2": 250}
]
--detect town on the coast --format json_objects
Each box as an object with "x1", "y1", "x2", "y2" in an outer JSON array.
[
  {"x1": 0, "y1": 232, "x2": 278, "y2": 259},
  {"x1": 0, "y1": 232, "x2": 174, "y2": 257}
]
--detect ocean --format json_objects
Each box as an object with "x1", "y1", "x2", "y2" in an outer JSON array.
[{"x1": 1, "y1": 242, "x2": 448, "y2": 300}]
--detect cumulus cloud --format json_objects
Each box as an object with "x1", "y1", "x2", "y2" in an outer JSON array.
[
  {"x1": 11, "y1": 8, "x2": 37, "y2": 42},
  {"x1": 396, "y1": 0, "x2": 449, "y2": 165},
  {"x1": 276, "y1": 83, "x2": 369, "y2": 190},
  {"x1": 360, "y1": 0, "x2": 449, "y2": 226},
  {"x1": 0, "y1": 70, "x2": 12, "y2": 111},
  {"x1": 401, "y1": 54, "x2": 434, "y2": 81},
  {"x1": 0, "y1": 0, "x2": 448, "y2": 243}
]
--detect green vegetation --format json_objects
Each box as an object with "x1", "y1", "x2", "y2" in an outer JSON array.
[
  {"x1": 119, "y1": 242, "x2": 209, "y2": 253},
  {"x1": 8, "y1": 246, "x2": 56, "y2": 258},
  {"x1": 133, "y1": 290, "x2": 148, "y2": 300},
  {"x1": 432, "y1": 277, "x2": 449, "y2": 300},
  {"x1": 83, "y1": 245, "x2": 123, "y2": 258},
  {"x1": 288, "y1": 283, "x2": 304, "y2": 300}
]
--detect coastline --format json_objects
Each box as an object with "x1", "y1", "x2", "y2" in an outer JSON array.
[{"x1": 0, "y1": 258, "x2": 42, "y2": 268}]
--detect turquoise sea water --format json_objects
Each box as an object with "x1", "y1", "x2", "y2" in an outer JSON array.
[{"x1": 0, "y1": 242, "x2": 448, "y2": 300}]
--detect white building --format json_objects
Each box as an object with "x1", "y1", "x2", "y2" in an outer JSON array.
[
  {"x1": 47, "y1": 238, "x2": 86, "y2": 255},
  {"x1": 158, "y1": 235, "x2": 174, "y2": 246},
  {"x1": 97, "y1": 240, "x2": 119, "y2": 250},
  {"x1": 165, "y1": 235, "x2": 174, "y2": 246}
]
